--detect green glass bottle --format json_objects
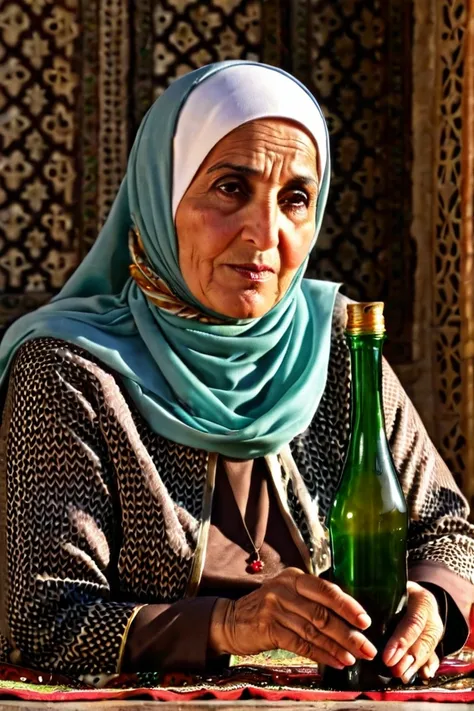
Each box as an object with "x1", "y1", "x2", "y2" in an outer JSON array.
[{"x1": 324, "y1": 302, "x2": 408, "y2": 690}]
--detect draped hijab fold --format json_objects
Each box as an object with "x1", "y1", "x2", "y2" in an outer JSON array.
[{"x1": 0, "y1": 61, "x2": 339, "y2": 458}]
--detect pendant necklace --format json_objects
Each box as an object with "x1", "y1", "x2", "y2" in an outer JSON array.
[
  {"x1": 239, "y1": 512, "x2": 265, "y2": 574},
  {"x1": 224, "y1": 460, "x2": 265, "y2": 574}
]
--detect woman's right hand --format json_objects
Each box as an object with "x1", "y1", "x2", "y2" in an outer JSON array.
[{"x1": 209, "y1": 567, "x2": 378, "y2": 669}]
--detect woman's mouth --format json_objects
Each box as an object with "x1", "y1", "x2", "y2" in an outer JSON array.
[{"x1": 228, "y1": 264, "x2": 275, "y2": 282}]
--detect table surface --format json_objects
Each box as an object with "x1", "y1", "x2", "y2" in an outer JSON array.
[{"x1": 0, "y1": 701, "x2": 470, "y2": 710}]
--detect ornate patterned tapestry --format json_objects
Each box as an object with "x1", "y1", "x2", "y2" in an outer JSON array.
[
  {"x1": 0, "y1": 0, "x2": 472, "y2": 504},
  {"x1": 0, "y1": 0, "x2": 81, "y2": 325},
  {"x1": 431, "y1": 0, "x2": 467, "y2": 490},
  {"x1": 411, "y1": 0, "x2": 473, "y2": 507}
]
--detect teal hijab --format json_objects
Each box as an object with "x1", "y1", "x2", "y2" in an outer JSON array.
[{"x1": 0, "y1": 61, "x2": 339, "y2": 458}]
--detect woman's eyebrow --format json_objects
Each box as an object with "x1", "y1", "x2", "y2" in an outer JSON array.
[
  {"x1": 206, "y1": 161, "x2": 258, "y2": 175},
  {"x1": 285, "y1": 176, "x2": 319, "y2": 190},
  {"x1": 207, "y1": 161, "x2": 319, "y2": 188}
]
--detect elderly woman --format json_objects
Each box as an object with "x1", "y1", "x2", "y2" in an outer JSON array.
[{"x1": 0, "y1": 62, "x2": 472, "y2": 685}]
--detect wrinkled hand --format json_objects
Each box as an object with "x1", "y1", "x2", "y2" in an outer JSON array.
[
  {"x1": 383, "y1": 581, "x2": 444, "y2": 682},
  {"x1": 209, "y1": 567, "x2": 377, "y2": 669}
]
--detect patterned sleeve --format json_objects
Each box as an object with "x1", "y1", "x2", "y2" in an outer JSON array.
[
  {"x1": 382, "y1": 359, "x2": 474, "y2": 587},
  {"x1": 1, "y1": 340, "x2": 140, "y2": 675}
]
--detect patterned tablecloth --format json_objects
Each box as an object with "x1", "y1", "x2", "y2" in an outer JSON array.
[{"x1": 0, "y1": 650, "x2": 472, "y2": 703}]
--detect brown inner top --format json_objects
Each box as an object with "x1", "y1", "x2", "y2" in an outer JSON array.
[{"x1": 199, "y1": 457, "x2": 306, "y2": 598}]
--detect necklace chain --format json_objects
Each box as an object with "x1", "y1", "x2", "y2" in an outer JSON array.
[
  {"x1": 240, "y1": 514, "x2": 263, "y2": 558},
  {"x1": 223, "y1": 460, "x2": 265, "y2": 574}
]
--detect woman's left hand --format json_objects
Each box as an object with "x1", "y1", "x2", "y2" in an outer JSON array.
[{"x1": 382, "y1": 581, "x2": 444, "y2": 683}]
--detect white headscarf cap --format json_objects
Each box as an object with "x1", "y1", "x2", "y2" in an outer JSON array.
[{"x1": 172, "y1": 64, "x2": 328, "y2": 217}]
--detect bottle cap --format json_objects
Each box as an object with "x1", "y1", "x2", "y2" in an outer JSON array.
[{"x1": 346, "y1": 302, "x2": 385, "y2": 335}]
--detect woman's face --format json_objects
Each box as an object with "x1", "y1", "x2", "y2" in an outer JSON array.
[{"x1": 175, "y1": 119, "x2": 319, "y2": 319}]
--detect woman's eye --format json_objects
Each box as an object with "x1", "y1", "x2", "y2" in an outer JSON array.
[
  {"x1": 282, "y1": 190, "x2": 309, "y2": 209},
  {"x1": 216, "y1": 180, "x2": 244, "y2": 196}
]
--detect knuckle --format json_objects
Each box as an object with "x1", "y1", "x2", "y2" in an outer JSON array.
[
  {"x1": 295, "y1": 639, "x2": 315, "y2": 660},
  {"x1": 322, "y1": 581, "x2": 339, "y2": 600},
  {"x1": 433, "y1": 616, "x2": 444, "y2": 635},
  {"x1": 408, "y1": 611, "x2": 426, "y2": 635},
  {"x1": 311, "y1": 604, "x2": 330, "y2": 630},
  {"x1": 282, "y1": 567, "x2": 301, "y2": 582},
  {"x1": 263, "y1": 591, "x2": 278, "y2": 610},
  {"x1": 313, "y1": 576, "x2": 330, "y2": 596},
  {"x1": 292, "y1": 571, "x2": 308, "y2": 595},
  {"x1": 325, "y1": 585, "x2": 347, "y2": 613},
  {"x1": 414, "y1": 640, "x2": 435, "y2": 663},
  {"x1": 421, "y1": 630, "x2": 440, "y2": 652},
  {"x1": 347, "y1": 630, "x2": 364, "y2": 650},
  {"x1": 284, "y1": 566, "x2": 301, "y2": 575},
  {"x1": 302, "y1": 620, "x2": 321, "y2": 643},
  {"x1": 423, "y1": 589, "x2": 438, "y2": 608}
]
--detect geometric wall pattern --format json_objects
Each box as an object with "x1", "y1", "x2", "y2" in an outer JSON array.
[
  {"x1": 295, "y1": 0, "x2": 415, "y2": 370},
  {"x1": 411, "y1": 0, "x2": 471, "y2": 504},
  {"x1": 0, "y1": 0, "x2": 81, "y2": 323},
  {"x1": 432, "y1": 0, "x2": 466, "y2": 482},
  {"x1": 430, "y1": 0, "x2": 472, "y2": 503}
]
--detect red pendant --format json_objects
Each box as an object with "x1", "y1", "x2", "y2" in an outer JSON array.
[{"x1": 249, "y1": 558, "x2": 264, "y2": 573}]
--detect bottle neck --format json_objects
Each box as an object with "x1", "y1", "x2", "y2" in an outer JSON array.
[{"x1": 347, "y1": 333, "x2": 386, "y2": 448}]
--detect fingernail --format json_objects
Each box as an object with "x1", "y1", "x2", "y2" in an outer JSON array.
[
  {"x1": 356, "y1": 613, "x2": 371, "y2": 629},
  {"x1": 361, "y1": 640, "x2": 377, "y2": 659},
  {"x1": 402, "y1": 664, "x2": 417, "y2": 684},
  {"x1": 388, "y1": 646, "x2": 405, "y2": 667},
  {"x1": 384, "y1": 643, "x2": 398, "y2": 665},
  {"x1": 427, "y1": 663, "x2": 438, "y2": 679},
  {"x1": 341, "y1": 652, "x2": 357, "y2": 666},
  {"x1": 400, "y1": 654, "x2": 415, "y2": 683}
]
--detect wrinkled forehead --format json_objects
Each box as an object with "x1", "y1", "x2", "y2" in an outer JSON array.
[{"x1": 172, "y1": 64, "x2": 328, "y2": 218}]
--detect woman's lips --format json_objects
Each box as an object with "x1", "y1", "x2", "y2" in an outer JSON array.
[{"x1": 227, "y1": 264, "x2": 275, "y2": 282}]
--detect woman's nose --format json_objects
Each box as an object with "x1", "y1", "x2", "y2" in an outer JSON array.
[{"x1": 241, "y1": 198, "x2": 280, "y2": 250}]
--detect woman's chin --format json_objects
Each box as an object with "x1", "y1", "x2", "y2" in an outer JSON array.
[{"x1": 210, "y1": 289, "x2": 277, "y2": 320}]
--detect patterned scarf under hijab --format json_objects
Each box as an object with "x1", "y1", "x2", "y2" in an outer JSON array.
[{"x1": 0, "y1": 61, "x2": 339, "y2": 458}]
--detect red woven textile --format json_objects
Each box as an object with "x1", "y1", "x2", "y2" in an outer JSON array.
[{"x1": 0, "y1": 655, "x2": 472, "y2": 703}]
